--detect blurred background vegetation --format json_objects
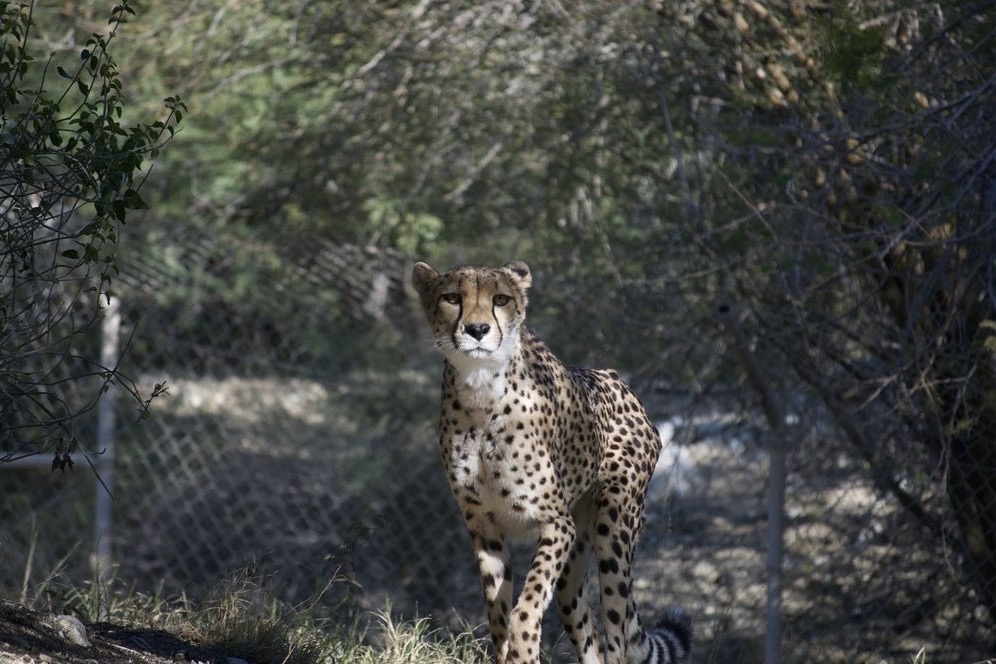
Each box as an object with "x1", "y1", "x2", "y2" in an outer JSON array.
[{"x1": 2, "y1": 1, "x2": 993, "y2": 661}]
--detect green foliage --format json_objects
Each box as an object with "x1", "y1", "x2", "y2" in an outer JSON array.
[
  {"x1": 363, "y1": 198, "x2": 443, "y2": 255},
  {"x1": 815, "y1": 4, "x2": 888, "y2": 93},
  {"x1": 0, "y1": 0, "x2": 181, "y2": 459}
]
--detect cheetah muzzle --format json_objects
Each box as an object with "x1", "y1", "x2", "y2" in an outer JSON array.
[{"x1": 413, "y1": 260, "x2": 691, "y2": 664}]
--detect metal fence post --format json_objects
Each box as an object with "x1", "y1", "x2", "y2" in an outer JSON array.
[
  {"x1": 719, "y1": 303, "x2": 788, "y2": 664},
  {"x1": 94, "y1": 295, "x2": 120, "y2": 590}
]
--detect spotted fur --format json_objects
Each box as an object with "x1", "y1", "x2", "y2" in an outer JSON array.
[{"x1": 413, "y1": 260, "x2": 691, "y2": 664}]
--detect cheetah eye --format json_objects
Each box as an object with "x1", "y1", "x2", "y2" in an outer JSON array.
[
  {"x1": 441, "y1": 293, "x2": 462, "y2": 305},
  {"x1": 493, "y1": 294, "x2": 512, "y2": 307}
]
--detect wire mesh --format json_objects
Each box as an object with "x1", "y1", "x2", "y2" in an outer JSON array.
[{"x1": 1, "y1": 224, "x2": 991, "y2": 662}]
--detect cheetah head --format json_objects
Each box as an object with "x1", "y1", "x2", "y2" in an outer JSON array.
[{"x1": 412, "y1": 261, "x2": 531, "y2": 370}]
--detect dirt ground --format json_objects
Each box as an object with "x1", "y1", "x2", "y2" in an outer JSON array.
[{"x1": 0, "y1": 601, "x2": 226, "y2": 664}]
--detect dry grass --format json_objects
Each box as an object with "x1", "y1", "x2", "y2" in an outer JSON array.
[
  {"x1": 5, "y1": 565, "x2": 493, "y2": 664},
  {"x1": 6, "y1": 544, "x2": 971, "y2": 664}
]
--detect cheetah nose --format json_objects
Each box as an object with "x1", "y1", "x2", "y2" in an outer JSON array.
[{"x1": 464, "y1": 323, "x2": 490, "y2": 340}]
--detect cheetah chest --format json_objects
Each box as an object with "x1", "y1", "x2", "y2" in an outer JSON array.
[
  {"x1": 440, "y1": 399, "x2": 566, "y2": 532},
  {"x1": 440, "y1": 386, "x2": 605, "y2": 534}
]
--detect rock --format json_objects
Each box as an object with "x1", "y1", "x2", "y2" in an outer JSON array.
[{"x1": 49, "y1": 614, "x2": 91, "y2": 648}]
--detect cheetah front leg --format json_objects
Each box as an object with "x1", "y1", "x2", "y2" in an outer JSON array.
[
  {"x1": 504, "y1": 514, "x2": 577, "y2": 663},
  {"x1": 466, "y1": 515, "x2": 514, "y2": 662}
]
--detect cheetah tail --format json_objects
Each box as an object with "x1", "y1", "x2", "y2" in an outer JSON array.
[{"x1": 644, "y1": 606, "x2": 692, "y2": 664}]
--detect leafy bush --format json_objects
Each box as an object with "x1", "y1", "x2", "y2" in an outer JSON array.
[{"x1": 0, "y1": 1, "x2": 182, "y2": 462}]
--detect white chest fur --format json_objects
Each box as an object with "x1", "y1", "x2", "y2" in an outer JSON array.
[
  {"x1": 443, "y1": 379, "x2": 548, "y2": 533},
  {"x1": 456, "y1": 366, "x2": 506, "y2": 409}
]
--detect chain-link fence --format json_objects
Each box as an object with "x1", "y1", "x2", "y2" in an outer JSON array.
[{"x1": 1, "y1": 223, "x2": 992, "y2": 662}]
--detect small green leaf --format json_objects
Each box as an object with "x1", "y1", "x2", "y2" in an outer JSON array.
[
  {"x1": 123, "y1": 188, "x2": 147, "y2": 209},
  {"x1": 61, "y1": 249, "x2": 79, "y2": 260}
]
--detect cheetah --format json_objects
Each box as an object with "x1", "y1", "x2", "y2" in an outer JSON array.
[{"x1": 413, "y1": 260, "x2": 691, "y2": 664}]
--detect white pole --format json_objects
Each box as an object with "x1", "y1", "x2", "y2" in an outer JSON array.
[
  {"x1": 719, "y1": 305, "x2": 787, "y2": 664},
  {"x1": 94, "y1": 294, "x2": 120, "y2": 593}
]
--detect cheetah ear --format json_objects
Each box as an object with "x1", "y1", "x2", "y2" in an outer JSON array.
[
  {"x1": 502, "y1": 261, "x2": 531, "y2": 290},
  {"x1": 412, "y1": 262, "x2": 439, "y2": 295}
]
